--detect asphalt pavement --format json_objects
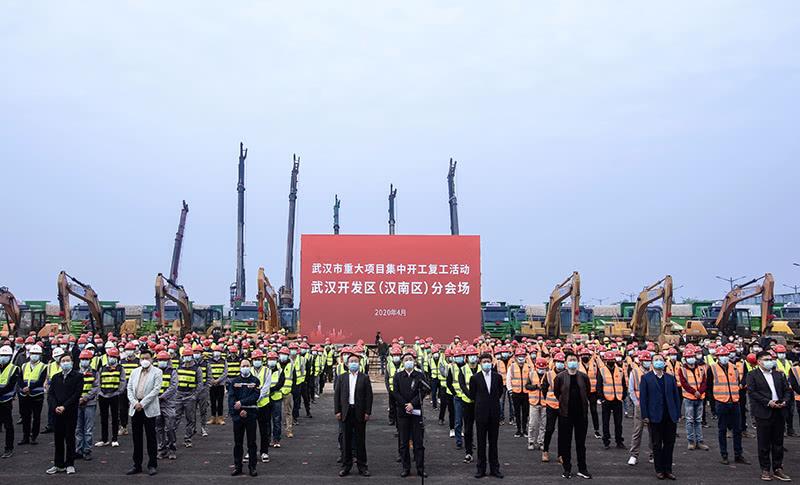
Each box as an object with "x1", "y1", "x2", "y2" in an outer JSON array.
[{"x1": 1, "y1": 387, "x2": 794, "y2": 484}]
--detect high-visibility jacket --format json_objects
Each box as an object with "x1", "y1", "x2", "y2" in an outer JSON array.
[
  {"x1": 160, "y1": 368, "x2": 175, "y2": 395},
  {"x1": 177, "y1": 366, "x2": 199, "y2": 392},
  {"x1": 99, "y1": 365, "x2": 123, "y2": 392},
  {"x1": 272, "y1": 365, "x2": 293, "y2": 401},
  {"x1": 22, "y1": 361, "x2": 46, "y2": 396},
  {"x1": 629, "y1": 364, "x2": 644, "y2": 401},
  {"x1": 47, "y1": 361, "x2": 61, "y2": 381},
  {"x1": 121, "y1": 359, "x2": 139, "y2": 379},
  {"x1": 527, "y1": 369, "x2": 544, "y2": 406},
  {"x1": 255, "y1": 366, "x2": 271, "y2": 408},
  {"x1": 711, "y1": 363, "x2": 740, "y2": 403},
  {"x1": 208, "y1": 359, "x2": 227, "y2": 381},
  {"x1": 0, "y1": 364, "x2": 19, "y2": 402},
  {"x1": 745, "y1": 360, "x2": 756, "y2": 372},
  {"x1": 386, "y1": 360, "x2": 397, "y2": 392},
  {"x1": 792, "y1": 366, "x2": 800, "y2": 402},
  {"x1": 81, "y1": 370, "x2": 97, "y2": 397},
  {"x1": 496, "y1": 360, "x2": 507, "y2": 385},
  {"x1": 281, "y1": 363, "x2": 295, "y2": 396},
  {"x1": 704, "y1": 354, "x2": 717, "y2": 368},
  {"x1": 227, "y1": 357, "x2": 241, "y2": 379},
  {"x1": 508, "y1": 361, "x2": 527, "y2": 394},
  {"x1": 673, "y1": 361, "x2": 683, "y2": 388},
  {"x1": 587, "y1": 358, "x2": 598, "y2": 393},
  {"x1": 600, "y1": 364, "x2": 624, "y2": 401},
  {"x1": 543, "y1": 370, "x2": 559, "y2": 409},
  {"x1": 459, "y1": 365, "x2": 475, "y2": 404},
  {"x1": 314, "y1": 355, "x2": 324, "y2": 375},
  {"x1": 429, "y1": 355, "x2": 441, "y2": 381},
  {"x1": 681, "y1": 366, "x2": 705, "y2": 400},
  {"x1": 451, "y1": 364, "x2": 466, "y2": 400},
  {"x1": 777, "y1": 359, "x2": 791, "y2": 377},
  {"x1": 293, "y1": 357, "x2": 306, "y2": 384}
]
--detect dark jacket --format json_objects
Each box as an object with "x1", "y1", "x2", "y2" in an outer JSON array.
[
  {"x1": 392, "y1": 368, "x2": 428, "y2": 416},
  {"x1": 746, "y1": 368, "x2": 792, "y2": 420},
  {"x1": 468, "y1": 369, "x2": 503, "y2": 424},
  {"x1": 47, "y1": 369, "x2": 84, "y2": 415},
  {"x1": 227, "y1": 374, "x2": 260, "y2": 422},
  {"x1": 639, "y1": 371, "x2": 681, "y2": 424},
  {"x1": 553, "y1": 370, "x2": 590, "y2": 418},
  {"x1": 334, "y1": 371, "x2": 373, "y2": 422}
]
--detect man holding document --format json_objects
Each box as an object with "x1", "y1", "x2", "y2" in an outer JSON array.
[{"x1": 392, "y1": 349, "x2": 429, "y2": 478}]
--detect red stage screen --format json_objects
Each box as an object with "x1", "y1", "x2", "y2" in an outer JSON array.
[{"x1": 300, "y1": 234, "x2": 481, "y2": 344}]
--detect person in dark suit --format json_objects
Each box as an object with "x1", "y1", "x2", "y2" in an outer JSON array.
[
  {"x1": 228, "y1": 359, "x2": 260, "y2": 477},
  {"x1": 392, "y1": 349, "x2": 428, "y2": 478},
  {"x1": 553, "y1": 353, "x2": 592, "y2": 479},
  {"x1": 746, "y1": 351, "x2": 792, "y2": 482},
  {"x1": 46, "y1": 353, "x2": 84, "y2": 475},
  {"x1": 467, "y1": 353, "x2": 503, "y2": 479},
  {"x1": 639, "y1": 353, "x2": 681, "y2": 480},
  {"x1": 334, "y1": 353, "x2": 373, "y2": 477}
]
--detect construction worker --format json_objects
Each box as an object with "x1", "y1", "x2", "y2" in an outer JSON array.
[
  {"x1": 174, "y1": 346, "x2": 202, "y2": 448},
  {"x1": 155, "y1": 351, "x2": 178, "y2": 460},
  {"x1": 206, "y1": 344, "x2": 228, "y2": 425},
  {"x1": 385, "y1": 345, "x2": 402, "y2": 426},
  {"x1": 261, "y1": 351, "x2": 285, "y2": 451},
  {"x1": 583, "y1": 347, "x2": 602, "y2": 439},
  {"x1": 597, "y1": 349, "x2": 627, "y2": 450},
  {"x1": 428, "y1": 345, "x2": 441, "y2": 409},
  {"x1": 0, "y1": 345, "x2": 20, "y2": 457},
  {"x1": 299, "y1": 343, "x2": 313, "y2": 414},
  {"x1": 439, "y1": 348, "x2": 455, "y2": 434},
  {"x1": 251, "y1": 349, "x2": 271, "y2": 464},
  {"x1": 42, "y1": 346, "x2": 64, "y2": 435},
  {"x1": 119, "y1": 342, "x2": 139, "y2": 436},
  {"x1": 494, "y1": 346, "x2": 508, "y2": 425},
  {"x1": 525, "y1": 357, "x2": 548, "y2": 451},
  {"x1": 228, "y1": 358, "x2": 260, "y2": 477},
  {"x1": 75, "y1": 349, "x2": 100, "y2": 460},
  {"x1": 17, "y1": 343, "x2": 46, "y2": 446},
  {"x1": 95, "y1": 347, "x2": 125, "y2": 448},
  {"x1": 507, "y1": 346, "x2": 530, "y2": 438},
  {"x1": 192, "y1": 345, "x2": 210, "y2": 437},
  {"x1": 458, "y1": 345, "x2": 479, "y2": 464},
  {"x1": 448, "y1": 346, "x2": 466, "y2": 450},
  {"x1": 627, "y1": 351, "x2": 653, "y2": 466},
  {"x1": 679, "y1": 347, "x2": 710, "y2": 450},
  {"x1": 541, "y1": 352, "x2": 562, "y2": 463},
  {"x1": 312, "y1": 345, "x2": 324, "y2": 401},
  {"x1": 279, "y1": 347, "x2": 296, "y2": 438},
  {"x1": 708, "y1": 346, "x2": 750, "y2": 465},
  {"x1": 774, "y1": 345, "x2": 794, "y2": 436},
  {"x1": 271, "y1": 350, "x2": 291, "y2": 447},
  {"x1": 322, "y1": 343, "x2": 334, "y2": 393}
]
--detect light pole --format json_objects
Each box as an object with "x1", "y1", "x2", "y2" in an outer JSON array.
[
  {"x1": 591, "y1": 297, "x2": 609, "y2": 305},
  {"x1": 716, "y1": 275, "x2": 748, "y2": 290},
  {"x1": 783, "y1": 283, "x2": 800, "y2": 296},
  {"x1": 620, "y1": 292, "x2": 636, "y2": 302}
]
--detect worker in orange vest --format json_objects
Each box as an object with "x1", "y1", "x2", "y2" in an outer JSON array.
[
  {"x1": 540, "y1": 353, "x2": 563, "y2": 463},
  {"x1": 524, "y1": 357, "x2": 549, "y2": 451},
  {"x1": 581, "y1": 347, "x2": 601, "y2": 439},
  {"x1": 678, "y1": 346, "x2": 710, "y2": 451},
  {"x1": 506, "y1": 347, "x2": 530, "y2": 438},
  {"x1": 596, "y1": 350, "x2": 626, "y2": 449},
  {"x1": 627, "y1": 351, "x2": 653, "y2": 466},
  {"x1": 707, "y1": 346, "x2": 750, "y2": 465}
]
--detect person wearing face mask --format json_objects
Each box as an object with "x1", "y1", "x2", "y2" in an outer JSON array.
[
  {"x1": 772, "y1": 345, "x2": 794, "y2": 437},
  {"x1": 492, "y1": 346, "x2": 508, "y2": 425},
  {"x1": 427, "y1": 345, "x2": 442, "y2": 410},
  {"x1": 173, "y1": 346, "x2": 203, "y2": 449},
  {"x1": 596, "y1": 350, "x2": 627, "y2": 450},
  {"x1": 746, "y1": 351, "x2": 792, "y2": 481},
  {"x1": 678, "y1": 347, "x2": 709, "y2": 451},
  {"x1": 392, "y1": 349, "x2": 428, "y2": 478},
  {"x1": 467, "y1": 352, "x2": 503, "y2": 479},
  {"x1": 250, "y1": 349, "x2": 271, "y2": 464},
  {"x1": 639, "y1": 353, "x2": 681, "y2": 480},
  {"x1": 74, "y1": 349, "x2": 100, "y2": 461},
  {"x1": 553, "y1": 352, "x2": 592, "y2": 479},
  {"x1": 448, "y1": 347, "x2": 467, "y2": 450},
  {"x1": 261, "y1": 351, "x2": 285, "y2": 452},
  {"x1": 457, "y1": 346, "x2": 480, "y2": 465},
  {"x1": 438, "y1": 348, "x2": 455, "y2": 435},
  {"x1": 524, "y1": 357, "x2": 549, "y2": 452},
  {"x1": 206, "y1": 344, "x2": 228, "y2": 426},
  {"x1": 279, "y1": 347, "x2": 297, "y2": 439},
  {"x1": 125, "y1": 349, "x2": 162, "y2": 476},
  {"x1": 385, "y1": 345, "x2": 403, "y2": 427},
  {"x1": 0, "y1": 345, "x2": 20, "y2": 458},
  {"x1": 96, "y1": 347, "x2": 125, "y2": 449},
  {"x1": 627, "y1": 351, "x2": 653, "y2": 466},
  {"x1": 506, "y1": 347, "x2": 530, "y2": 438},
  {"x1": 228, "y1": 358, "x2": 260, "y2": 477},
  {"x1": 17, "y1": 344, "x2": 46, "y2": 447},
  {"x1": 541, "y1": 352, "x2": 564, "y2": 463},
  {"x1": 119, "y1": 342, "x2": 140, "y2": 437},
  {"x1": 580, "y1": 348, "x2": 602, "y2": 440},
  {"x1": 334, "y1": 353, "x2": 373, "y2": 477},
  {"x1": 155, "y1": 351, "x2": 178, "y2": 460},
  {"x1": 190, "y1": 346, "x2": 210, "y2": 438},
  {"x1": 706, "y1": 346, "x2": 749, "y2": 466},
  {"x1": 46, "y1": 353, "x2": 83, "y2": 475}
]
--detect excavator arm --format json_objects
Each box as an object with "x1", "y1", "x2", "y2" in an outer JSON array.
[
  {"x1": 57, "y1": 271, "x2": 103, "y2": 333},
  {"x1": 630, "y1": 275, "x2": 672, "y2": 338},
  {"x1": 0, "y1": 287, "x2": 21, "y2": 337},
  {"x1": 257, "y1": 267, "x2": 280, "y2": 334},
  {"x1": 544, "y1": 271, "x2": 579, "y2": 337},
  {"x1": 155, "y1": 273, "x2": 192, "y2": 337},
  {"x1": 711, "y1": 274, "x2": 772, "y2": 335}
]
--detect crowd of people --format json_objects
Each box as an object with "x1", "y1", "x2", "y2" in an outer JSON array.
[{"x1": 0, "y1": 329, "x2": 798, "y2": 481}]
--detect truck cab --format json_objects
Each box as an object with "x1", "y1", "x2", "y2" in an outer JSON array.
[
  {"x1": 481, "y1": 301, "x2": 511, "y2": 338},
  {"x1": 230, "y1": 302, "x2": 259, "y2": 332}
]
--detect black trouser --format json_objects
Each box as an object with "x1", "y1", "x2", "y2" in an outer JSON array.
[
  {"x1": 301, "y1": 381, "x2": 311, "y2": 415},
  {"x1": 210, "y1": 385, "x2": 225, "y2": 417},
  {"x1": 0, "y1": 401, "x2": 13, "y2": 451},
  {"x1": 54, "y1": 410, "x2": 78, "y2": 468},
  {"x1": 19, "y1": 395, "x2": 44, "y2": 441},
  {"x1": 602, "y1": 399, "x2": 624, "y2": 446},
  {"x1": 397, "y1": 415, "x2": 425, "y2": 472},
  {"x1": 98, "y1": 395, "x2": 119, "y2": 442},
  {"x1": 291, "y1": 386, "x2": 301, "y2": 420},
  {"x1": 784, "y1": 397, "x2": 795, "y2": 433},
  {"x1": 649, "y1": 419, "x2": 677, "y2": 475},
  {"x1": 558, "y1": 413, "x2": 588, "y2": 474},
  {"x1": 342, "y1": 406, "x2": 367, "y2": 472},
  {"x1": 475, "y1": 418, "x2": 500, "y2": 475},
  {"x1": 756, "y1": 410, "x2": 785, "y2": 472},
  {"x1": 439, "y1": 391, "x2": 454, "y2": 428},
  {"x1": 256, "y1": 405, "x2": 272, "y2": 454},
  {"x1": 131, "y1": 409, "x2": 157, "y2": 470},
  {"x1": 543, "y1": 407, "x2": 559, "y2": 451},
  {"x1": 119, "y1": 393, "x2": 129, "y2": 428},
  {"x1": 233, "y1": 414, "x2": 258, "y2": 471},
  {"x1": 739, "y1": 390, "x2": 749, "y2": 431},
  {"x1": 462, "y1": 401, "x2": 475, "y2": 455},
  {"x1": 587, "y1": 392, "x2": 600, "y2": 431},
  {"x1": 511, "y1": 392, "x2": 529, "y2": 433},
  {"x1": 388, "y1": 393, "x2": 397, "y2": 424}
]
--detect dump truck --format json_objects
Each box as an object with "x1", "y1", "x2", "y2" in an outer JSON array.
[{"x1": 481, "y1": 301, "x2": 512, "y2": 338}]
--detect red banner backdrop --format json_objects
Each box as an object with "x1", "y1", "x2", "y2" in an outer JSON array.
[{"x1": 300, "y1": 234, "x2": 481, "y2": 344}]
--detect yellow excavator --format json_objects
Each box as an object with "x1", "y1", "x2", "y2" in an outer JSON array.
[
  {"x1": 0, "y1": 287, "x2": 21, "y2": 337},
  {"x1": 57, "y1": 271, "x2": 105, "y2": 335},
  {"x1": 606, "y1": 275, "x2": 673, "y2": 340},
  {"x1": 684, "y1": 273, "x2": 774, "y2": 339},
  {"x1": 520, "y1": 271, "x2": 580, "y2": 338},
  {"x1": 155, "y1": 273, "x2": 192, "y2": 337},
  {"x1": 257, "y1": 267, "x2": 280, "y2": 334}
]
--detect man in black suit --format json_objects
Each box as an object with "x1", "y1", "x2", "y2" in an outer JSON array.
[
  {"x1": 334, "y1": 353, "x2": 373, "y2": 477},
  {"x1": 46, "y1": 354, "x2": 84, "y2": 475},
  {"x1": 468, "y1": 353, "x2": 503, "y2": 479},
  {"x1": 746, "y1": 351, "x2": 792, "y2": 482},
  {"x1": 392, "y1": 349, "x2": 428, "y2": 478}
]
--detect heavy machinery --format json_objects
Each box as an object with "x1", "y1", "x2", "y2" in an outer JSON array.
[
  {"x1": 604, "y1": 275, "x2": 674, "y2": 340},
  {"x1": 684, "y1": 273, "x2": 774, "y2": 339},
  {"x1": 155, "y1": 273, "x2": 192, "y2": 337},
  {"x1": 388, "y1": 184, "x2": 397, "y2": 235},
  {"x1": 230, "y1": 268, "x2": 279, "y2": 334},
  {"x1": 57, "y1": 271, "x2": 124, "y2": 335},
  {"x1": 447, "y1": 158, "x2": 459, "y2": 235},
  {"x1": 520, "y1": 272, "x2": 581, "y2": 338},
  {"x1": 333, "y1": 194, "x2": 341, "y2": 234},
  {"x1": 0, "y1": 287, "x2": 21, "y2": 337},
  {"x1": 231, "y1": 143, "x2": 248, "y2": 307},
  {"x1": 170, "y1": 200, "x2": 189, "y2": 282},
  {"x1": 481, "y1": 301, "x2": 512, "y2": 338},
  {"x1": 278, "y1": 155, "x2": 300, "y2": 334}
]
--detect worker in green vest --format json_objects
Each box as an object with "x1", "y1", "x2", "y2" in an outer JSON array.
[
  {"x1": 207, "y1": 344, "x2": 228, "y2": 426},
  {"x1": 0, "y1": 345, "x2": 20, "y2": 457},
  {"x1": 385, "y1": 345, "x2": 402, "y2": 426},
  {"x1": 428, "y1": 345, "x2": 442, "y2": 410},
  {"x1": 458, "y1": 345, "x2": 479, "y2": 464},
  {"x1": 251, "y1": 350, "x2": 272, "y2": 464},
  {"x1": 18, "y1": 344, "x2": 46, "y2": 446},
  {"x1": 155, "y1": 351, "x2": 178, "y2": 460},
  {"x1": 96, "y1": 347, "x2": 125, "y2": 448},
  {"x1": 174, "y1": 346, "x2": 203, "y2": 448},
  {"x1": 269, "y1": 350, "x2": 290, "y2": 448}
]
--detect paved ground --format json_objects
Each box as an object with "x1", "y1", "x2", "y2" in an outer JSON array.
[{"x1": 1, "y1": 387, "x2": 795, "y2": 484}]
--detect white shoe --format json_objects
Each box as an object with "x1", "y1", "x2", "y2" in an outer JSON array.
[
  {"x1": 449, "y1": 429, "x2": 455, "y2": 438},
  {"x1": 627, "y1": 456, "x2": 637, "y2": 466},
  {"x1": 66, "y1": 466, "x2": 76, "y2": 475},
  {"x1": 94, "y1": 441, "x2": 107, "y2": 447},
  {"x1": 201, "y1": 428, "x2": 208, "y2": 437},
  {"x1": 111, "y1": 441, "x2": 119, "y2": 447},
  {"x1": 46, "y1": 466, "x2": 65, "y2": 475},
  {"x1": 261, "y1": 453, "x2": 269, "y2": 463},
  {"x1": 245, "y1": 453, "x2": 249, "y2": 459}
]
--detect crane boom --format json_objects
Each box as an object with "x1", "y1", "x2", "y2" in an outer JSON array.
[
  {"x1": 333, "y1": 194, "x2": 341, "y2": 235},
  {"x1": 155, "y1": 273, "x2": 192, "y2": 337},
  {"x1": 170, "y1": 200, "x2": 189, "y2": 282},
  {"x1": 234, "y1": 142, "x2": 248, "y2": 304},
  {"x1": 447, "y1": 158, "x2": 459, "y2": 235},
  {"x1": 280, "y1": 155, "x2": 300, "y2": 310},
  {"x1": 388, "y1": 184, "x2": 397, "y2": 235}
]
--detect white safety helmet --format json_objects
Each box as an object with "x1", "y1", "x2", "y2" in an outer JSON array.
[
  {"x1": 0, "y1": 345, "x2": 12, "y2": 356},
  {"x1": 52, "y1": 347, "x2": 65, "y2": 359},
  {"x1": 29, "y1": 345, "x2": 43, "y2": 354}
]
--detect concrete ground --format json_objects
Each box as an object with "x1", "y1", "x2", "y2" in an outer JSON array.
[{"x1": 1, "y1": 387, "x2": 794, "y2": 484}]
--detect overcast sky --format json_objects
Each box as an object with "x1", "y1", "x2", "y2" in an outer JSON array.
[{"x1": 2, "y1": 1, "x2": 798, "y2": 308}]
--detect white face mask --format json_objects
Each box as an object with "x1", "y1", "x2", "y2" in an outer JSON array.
[{"x1": 140, "y1": 359, "x2": 152, "y2": 368}]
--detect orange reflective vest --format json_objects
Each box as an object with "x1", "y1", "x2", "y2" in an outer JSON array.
[
  {"x1": 681, "y1": 366, "x2": 705, "y2": 400},
  {"x1": 711, "y1": 363, "x2": 740, "y2": 403},
  {"x1": 630, "y1": 364, "x2": 644, "y2": 401},
  {"x1": 527, "y1": 370, "x2": 544, "y2": 406},
  {"x1": 587, "y1": 358, "x2": 598, "y2": 393},
  {"x1": 791, "y1": 366, "x2": 800, "y2": 402},
  {"x1": 543, "y1": 370, "x2": 559, "y2": 409},
  {"x1": 600, "y1": 364, "x2": 624, "y2": 401},
  {"x1": 508, "y1": 362, "x2": 526, "y2": 394},
  {"x1": 495, "y1": 360, "x2": 507, "y2": 385}
]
